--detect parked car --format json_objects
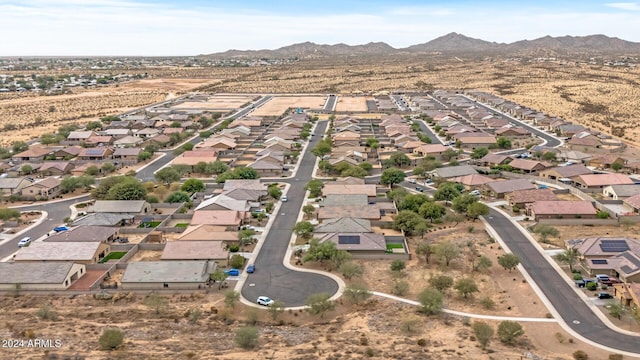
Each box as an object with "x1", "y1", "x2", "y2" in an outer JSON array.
[
  {"x1": 598, "y1": 292, "x2": 613, "y2": 299},
  {"x1": 17, "y1": 237, "x2": 31, "y2": 247},
  {"x1": 415, "y1": 187, "x2": 424, "y2": 192},
  {"x1": 595, "y1": 274, "x2": 610, "y2": 282},
  {"x1": 247, "y1": 264, "x2": 255, "y2": 273},
  {"x1": 257, "y1": 296, "x2": 274, "y2": 306},
  {"x1": 53, "y1": 226, "x2": 69, "y2": 232},
  {"x1": 281, "y1": 196, "x2": 288, "y2": 202},
  {"x1": 224, "y1": 269, "x2": 240, "y2": 276},
  {"x1": 408, "y1": 178, "x2": 417, "y2": 184},
  {"x1": 203, "y1": 194, "x2": 215, "y2": 200},
  {"x1": 470, "y1": 190, "x2": 481, "y2": 196}
]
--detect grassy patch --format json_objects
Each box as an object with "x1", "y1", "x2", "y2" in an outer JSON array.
[
  {"x1": 386, "y1": 243, "x2": 404, "y2": 250},
  {"x1": 139, "y1": 221, "x2": 161, "y2": 228},
  {"x1": 100, "y1": 252, "x2": 127, "y2": 263},
  {"x1": 175, "y1": 223, "x2": 189, "y2": 228}
]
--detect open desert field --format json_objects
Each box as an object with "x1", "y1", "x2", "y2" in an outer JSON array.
[
  {"x1": 251, "y1": 95, "x2": 327, "y2": 116},
  {"x1": 335, "y1": 95, "x2": 370, "y2": 112},
  {"x1": 171, "y1": 95, "x2": 255, "y2": 111},
  {"x1": 115, "y1": 78, "x2": 221, "y2": 92}
]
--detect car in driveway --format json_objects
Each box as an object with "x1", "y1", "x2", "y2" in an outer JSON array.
[
  {"x1": 224, "y1": 269, "x2": 240, "y2": 276},
  {"x1": 415, "y1": 187, "x2": 424, "y2": 192},
  {"x1": 246, "y1": 264, "x2": 255, "y2": 273},
  {"x1": 598, "y1": 292, "x2": 613, "y2": 299},
  {"x1": 18, "y1": 237, "x2": 31, "y2": 247},
  {"x1": 257, "y1": 296, "x2": 274, "y2": 306}
]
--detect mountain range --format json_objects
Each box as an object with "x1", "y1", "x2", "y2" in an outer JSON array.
[{"x1": 205, "y1": 33, "x2": 640, "y2": 58}]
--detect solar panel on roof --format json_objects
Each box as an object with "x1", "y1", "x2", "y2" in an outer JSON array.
[
  {"x1": 621, "y1": 265, "x2": 634, "y2": 274},
  {"x1": 85, "y1": 149, "x2": 104, "y2": 155},
  {"x1": 591, "y1": 259, "x2": 608, "y2": 265},
  {"x1": 599, "y1": 239, "x2": 629, "y2": 253},
  {"x1": 338, "y1": 235, "x2": 360, "y2": 245}
]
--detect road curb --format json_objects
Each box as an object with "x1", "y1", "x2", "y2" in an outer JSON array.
[{"x1": 0, "y1": 210, "x2": 48, "y2": 256}]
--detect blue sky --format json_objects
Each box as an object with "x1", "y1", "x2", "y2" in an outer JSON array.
[{"x1": 2, "y1": 0, "x2": 640, "y2": 56}]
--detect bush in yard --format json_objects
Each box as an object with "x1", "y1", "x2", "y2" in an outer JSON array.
[
  {"x1": 472, "y1": 321, "x2": 494, "y2": 349},
  {"x1": 339, "y1": 261, "x2": 363, "y2": 280},
  {"x1": 390, "y1": 259, "x2": 406, "y2": 272},
  {"x1": 229, "y1": 254, "x2": 245, "y2": 269},
  {"x1": 573, "y1": 273, "x2": 583, "y2": 280},
  {"x1": 497, "y1": 320, "x2": 524, "y2": 344},
  {"x1": 586, "y1": 282, "x2": 597, "y2": 291},
  {"x1": 235, "y1": 326, "x2": 259, "y2": 349},
  {"x1": 229, "y1": 244, "x2": 239, "y2": 252},
  {"x1": 573, "y1": 350, "x2": 589, "y2": 360},
  {"x1": 428, "y1": 274, "x2": 453, "y2": 293},
  {"x1": 99, "y1": 328, "x2": 124, "y2": 350}
]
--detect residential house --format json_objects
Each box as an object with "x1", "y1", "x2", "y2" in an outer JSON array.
[
  {"x1": 38, "y1": 161, "x2": 74, "y2": 176},
  {"x1": 160, "y1": 241, "x2": 229, "y2": 262},
  {"x1": 568, "y1": 133, "x2": 602, "y2": 151},
  {"x1": 455, "y1": 133, "x2": 497, "y2": 149},
  {"x1": 221, "y1": 126, "x2": 251, "y2": 137},
  {"x1": 322, "y1": 184, "x2": 377, "y2": 199},
  {"x1": 20, "y1": 177, "x2": 61, "y2": 200},
  {"x1": 78, "y1": 147, "x2": 114, "y2": 162},
  {"x1": 478, "y1": 153, "x2": 511, "y2": 167},
  {"x1": 177, "y1": 225, "x2": 239, "y2": 242},
  {"x1": 574, "y1": 173, "x2": 634, "y2": 192},
  {"x1": 198, "y1": 137, "x2": 237, "y2": 151},
  {"x1": 527, "y1": 200, "x2": 597, "y2": 220},
  {"x1": 14, "y1": 241, "x2": 110, "y2": 264},
  {"x1": 72, "y1": 213, "x2": 134, "y2": 227},
  {"x1": 450, "y1": 174, "x2": 496, "y2": 189},
  {"x1": 556, "y1": 150, "x2": 593, "y2": 164},
  {"x1": 0, "y1": 262, "x2": 86, "y2": 290},
  {"x1": 195, "y1": 194, "x2": 251, "y2": 212},
  {"x1": 431, "y1": 165, "x2": 477, "y2": 179},
  {"x1": 413, "y1": 144, "x2": 448, "y2": 159},
  {"x1": 112, "y1": 148, "x2": 141, "y2": 165},
  {"x1": 102, "y1": 129, "x2": 132, "y2": 139},
  {"x1": 172, "y1": 149, "x2": 219, "y2": 168},
  {"x1": 43, "y1": 226, "x2": 119, "y2": 243},
  {"x1": 190, "y1": 210, "x2": 246, "y2": 227},
  {"x1": 506, "y1": 188, "x2": 558, "y2": 209},
  {"x1": 135, "y1": 128, "x2": 161, "y2": 139},
  {"x1": 318, "y1": 205, "x2": 381, "y2": 220},
  {"x1": 91, "y1": 200, "x2": 151, "y2": 214},
  {"x1": 114, "y1": 135, "x2": 144, "y2": 148},
  {"x1": 0, "y1": 178, "x2": 31, "y2": 197},
  {"x1": 163, "y1": 127, "x2": 184, "y2": 135},
  {"x1": 66, "y1": 131, "x2": 95, "y2": 145},
  {"x1": 248, "y1": 155, "x2": 284, "y2": 177},
  {"x1": 398, "y1": 140, "x2": 425, "y2": 153},
  {"x1": 11, "y1": 147, "x2": 52, "y2": 162},
  {"x1": 566, "y1": 237, "x2": 640, "y2": 282},
  {"x1": 51, "y1": 146, "x2": 82, "y2": 160},
  {"x1": 332, "y1": 131, "x2": 361, "y2": 147},
  {"x1": 495, "y1": 126, "x2": 531, "y2": 138},
  {"x1": 603, "y1": 185, "x2": 640, "y2": 200},
  {"x1": 486, "y1": 179, "x2": 537, "y2": 198},
  {"x1": 314, "y1": 232, "x2": 387, "y2": 255},
  {"x1": 587, "y1": 155, "x2": 626, "y2": 170},
  {"x1": 85, "y1": 135, "x2": 113, "y2": 147},
  {"x1": 70, "y1": 162, "x2": 101, "y2": 176},
  {"x1": 623, "y1": 194, "x2": 640, "y2": 213},
  {"x1": 507, "y1": 159, "x2": 552, "y2": 173},
  {"x1": 539, "y1": 164, "x2": 592, "y2": 182},
  {"x1": 613, "y1": 282, "x2": 640, "y2": 309},
  {"x1": 120, "y1": 261, "x2": 211, "y2": 290},
  {"x1": 223, "y1": 179, "x2": 268, "y2": 200}
]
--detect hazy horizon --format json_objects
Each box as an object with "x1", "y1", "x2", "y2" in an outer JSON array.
[{"x1": 3, "y1": 0, "x2": 640, "y2": 56}]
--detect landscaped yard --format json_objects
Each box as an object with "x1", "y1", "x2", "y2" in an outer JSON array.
[
  {"x1": 385, "y1": 243, "x2": 404, "y2": 252},
  {"x1": 99, "y1": 251, "x2": 127, "y2": 263},
  {"x1": 175, "y1": 223, "x2": 189, "y2": 228},
  {"x1": 139, "y1": 221, "x2": 161, "y2": 228}
]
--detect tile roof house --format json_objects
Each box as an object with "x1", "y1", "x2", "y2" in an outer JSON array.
[
  {"x1": 322, "y1": 184, "x2": 377, "y2": 197},
  {"x1": 72, "y1": 213, "x2": 134, "y2": 227},
  {"x1": 38, "y1": 161, "x2": 74, "y2": 176},
  {"x1": 20, "y1": 177, "x2": 61, "y2": 200},
  {"x1": 332, "y1": 131, "x2": 361, "y2": 147},
  {"x1": 539, "y1": 164, "x2": 592, "y2": 181},
  {"x1": 85, "y1": 135, "x2": 114, "y2": 147},
  {"x1": 0, "y1": 262, "x2": 86, "y2": 290},
  {"x1": 112, "y1": 148, "x2": 142, "y2": 164},
  {"x1": 527, "y1": 200, "x2": 597, "y2": 220},
  {"x1": 114, "y1": 135, "x2": 144, "y2": 147},
  {"x1": 505, "y1": 188, "x2": 558, "y2": 208},
  {"x1": 66, "y1": 131, "x2": 95, "y2": 144},
  {"x1": 574, "y1": 173, "x2": 634, "y2": 191},
  {"x1": 566, "y1": 237, "x2": 640, "y2": 282},
  {"x1": 78, "y1": 147, "x2": 114, "y2": 161},
  {"x1": 314, "y1": 217, "x2": 372, "y2": 233},
  {"x1": 160, "y1": 241, "x2": 229, "y2": 261},
  {"x1": 450, "y1": 174, "x2": 496, "y2": 188},
  {"x1": 603, "y1": 185, "x2": 640, "y2": 200},
  {"x1": 507, "y1": 159, "x2": 552, "y2": 173},
  {"x1": 121, "y1": 260, "x2": 212, "y2": 290},
  {"x1": 14, "y1": 241, "x2": 110, "y2": 264},
  {"x1": 587, "y1": 155, "x2": 626, "y2": 170},
  {"x1": 413, "y1": 144, "x2": 448, "y2": 158},
  {"x1": 485, "y1": 179, "x2": 537, "y2": 198},
  {"x1": 177, "y1": 225, "x2": 239, "y2": 241},
  {"x1": 318, "y1": 205, "x2": 381, "y2": 220},
  {"x1": 431, "y1": 165, "x2": 478, "y2": 179},
  {"x1": 0, "y1": 177, "x2": 31, "y2": 197},
  {"x1": 43, "y1": 226, "x2": 119, "y2": 243},
  {"x1": 478, "y1": 153, "x2": 511, "y2": 167},
  {"x1": 495, "y1": 126, "x2": 531, "y2": 137},
  {"x1": 195, "y1": 194, "x2": 251, "y2": 212},
  {"x1": 313, "y1": 232, "x2": 387, "y2": 254},
  {"x1": 11, "y1": 147, "x2": 53, "y2": 162},
  {"x1": 91, "y1": 200, "x2": 150, "y2": 214},
  {"x1": 623, "y1": 193, "x2": 640, "y2": 213},
  {"x1": 51, "y1": 146, "x2": 82, "y2": 160},
  {"x1": 190, "y1": 210, "x2": 246, "y2": 227}
]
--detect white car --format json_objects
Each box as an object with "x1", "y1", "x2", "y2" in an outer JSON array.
[
  {"x1": 257, "y1": 296, "x2": 274, "y2": 306},
  {"x1": 281, "y1": 196, "x2": 288, "y2": 202},
  {"x1": 18, "y1": 237, "x2": 31, "y2": 247}
]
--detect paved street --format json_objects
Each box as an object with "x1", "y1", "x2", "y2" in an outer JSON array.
[
  {"x1": 242, "y1": 120, "x2": 338, "y2": 306},
  {"x1": 485, "y1": 208, "x2": 640, "y2": 353}
]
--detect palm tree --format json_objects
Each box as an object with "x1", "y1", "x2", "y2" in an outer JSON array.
[{"x1": 555, "y1": 248, "x2": 580, "y2": 272}]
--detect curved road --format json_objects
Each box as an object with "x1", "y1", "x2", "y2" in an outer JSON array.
[
  {"x1": 486, "y1": 208, "x2": 640, "y2": 354},
  {"x1": 242, "y1": 120, "x2": 338, "y2": 306}
]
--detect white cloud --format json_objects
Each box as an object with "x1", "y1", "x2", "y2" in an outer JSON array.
[
  {"x1": 390, "y1": 6, "x2": 454, "y2": 16},
  {"x1": 605, "y1": 2, "x2": 640, "y2": 11}
]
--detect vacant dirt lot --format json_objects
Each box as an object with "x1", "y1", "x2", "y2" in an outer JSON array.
[
  {"x1": 335, "y1": 96, "x2": 370, "y2": 112},
  {"x1": 171, "y1": 95, "x2": 255, "y2": 111},
  {"x1": 252, "y1": 96, "x2": 326, "y2": 116}
]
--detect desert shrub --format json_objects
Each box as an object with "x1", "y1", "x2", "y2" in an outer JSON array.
[
  {"x1": 390, "y1": 259, "x2": 406, "y2": 272},
  {"x1": 554, "y1": 332, "x2": 566, "y2": 343},
  {"x1": 573, "y1": 273, "x2": 583, "y2": 280},
  {"x1": 400, "y1": 315, "x2": 421, "y2": 334},
  {"x1": 36, "y1": 304, "x2": 58, "y2": 321},
  {"x1": 235, "y1": 326, "x2": 259, "y2": 349},
  {"x1": 99, "y1": 328, "x2": 124, "y2": 350},
  {"x1": 573, "y1": 350, "x2": 589, "y2": 360},
  {"x1": 392, "y1": 280, "x2": 409, "y2": 296},
  {"x1": 472, "y1": 321, "x2": 494, "y2": 349},
  {"x1": 365, "y1": 348, "x2": 375, "y2": 357},
  {"x1": 229, "y1": 244, "x2": 240, "y2": 252},
  {"x1": 609, "y1": 354, "x2": 623, "y2": 360},
  {"x1": 229, "y1": 254, "x2": 245, "y2": 269},
  {"x1": 479, "y1": 296, "x2": 495, "y2": 310},
  {"x1": 586, "y1": 282, "x2": 597, "y2": 291},
  {"x1": 497, "y1": 321, "x2": 524, "y2": 344}
]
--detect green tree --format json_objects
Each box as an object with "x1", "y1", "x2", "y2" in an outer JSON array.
[
  {"x1": 542, "y1": 151, "x2": 556, "y2": 162},
  {"x1": 498, "y1": 253, "x2": 520, "y2": 272},
  {"x1": 339, "y1": 261, "x2": 363, "y2": 280},
  {"x1": 434, "y1": 182, "x2": 462, "y2": 203},
  {"x1": 380, "y1": 168, "x2": 406, "y2": 187},
  {"x1": 497, "y1": 320, "x2": 524, "y2": 344},
  {"x1": 416, "y1": 242, "x2": 433, "y2": 264},
  {"x1": 389, "y1": 152, "x2": 411, "y2": 168},
  {"x1": 466, "y1": 202, "x2": 489, "y2": 220},
  {"x1": 612, "y1": 161, "x2": 623, "y2": 172},
  {"x1": 428, "y1": 274, "x2": 453, "y2": 293},
  {"x1": 358, "y1": 162, "x2": 373, "y2": 171},
  {"x1": 555, "y1": 248, "x2": 580, "y2": 272},
  {"x1": 607, "y1": 301, "x2": 624, "y2": 320},
  {"x1": 235, "y1": 326, "x2": 259, "y2": 349},
  {"x1": 417, "y1": 288, "x2": 443, "y2": 315},
  {"x1": 229, "y1": 254, "x2": 246, "y2": 269},
  {"x1": 392, "y1": 210, "x2": 423, "y2": 235},
  {"x1": 99, "y1": 328, "x2": 124, "y2": 350},
  {"x1": 496, "y1": 136, "x2": 512, "y2": 149},
  {"x1": 181, "y1": 178, "x2": 205, "y2": 193},
  {"x1": 365, "y1": 137, "x2": 379, "y2": 149},
  {"x1": 444, "y1": 213, "x2": 465, "y2": 227},
  {"x1": 452, "y1": 194, "x2": 478, "y2": 213},
  {"x1": 441, "y1": 148, "x2": 459, "y2": 161},
  {"x1": 144, "y1": 293, "x2": 168, "y2": 315},
  {"x1": 268, "y1": 300, "x2": 285, "y2": 321},
  {"x1": 454, "y1": 277, "x2": 479, "y2": 299},
  {"x1": 472, "y1": 321, "x2": 494, "y2": 349},
  {"x1": 475, "y1": 255, "x2": 493, "y2": 272},
  {"x1": 137, "y1": 151, "x2": 152, "y2": 161},
  {"x1": 210, "y1": 161, "x2": 229, "y2": 174},
  {"x1": 471, "y1": 147, "x2": 489, "y2": 159},
  {"x1": 293, "y1": 221, "x2": 314, "y2": 239},
  {"x1": 101, "y1": 162, "x2": 116, "y2": 174},
  {"x1": 302, "y1": 204, "x2": 316, "y2": 219},
  {"x1": 12, "y1": 141, "x2": 28, "y2": 153},
  {"x1": 305, "y1": 179, "x2": 324, "y2": 198},
  {"x1": 85, "y1": 165, "x2": 100, "y2": 176},
  {"x1": 343, "y1": 283, "x2": 372, "y2": 305},
  {"x1": 534, "y1": 224, "x2": 560, "y2": 243},
  {"x1": 209, "y1": 270, "x2": 228, "y2": 290},
  {"x1": 224, "y1": 290, "x2": 240, "y2": 308},
  {"x1": 85, "y1": 121, "x2": 102, "y2": 130},
  {"x1": 306, "y1": 292, "x2": 335, "y2": 318},
  {"x1": 107, "y1": 179, "x2": 147, "y2": 200},
  {"x1": 392, "y1": 280, "x2": 410, "y2": 296},
  {"x1": 435, "y1": 241, "x2": 461, "y2": 267},
  {"x1": 155, "y1": 167, "x2": 181, "y2": 185},
  {"x1": 268, "y1": 185, "x2": 282, "y2": 200},
  {"x1": 311, "y1": 140, "x2": 332, "y2": 157},
  {"x1": 166, "y1": 191, "x2": 191, "y2": 203},
  {"x1": 144, "y1": 143, "x2": 159, "y2": 153}
]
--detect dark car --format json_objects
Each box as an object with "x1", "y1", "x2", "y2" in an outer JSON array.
[
  {"x1": 416, "y1": 187, "x2": 424, "y2": 192},
  {"x1": 598, "y1": 292, "x2": 613, "y2": 299}
]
